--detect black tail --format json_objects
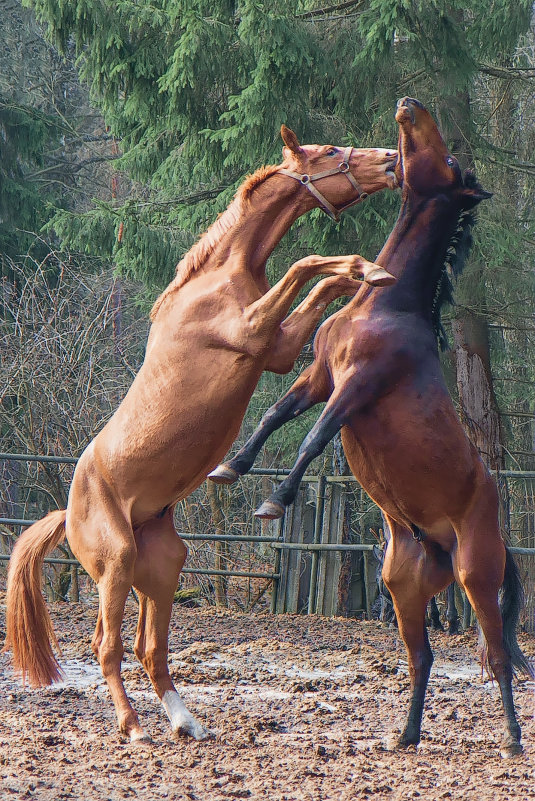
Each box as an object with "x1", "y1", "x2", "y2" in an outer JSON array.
[{"x1": 501, "y1": 547, "x2": 534, "y2": 678}]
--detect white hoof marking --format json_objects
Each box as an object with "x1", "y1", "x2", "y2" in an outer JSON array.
[
  {"x1": 130, "y1": 729, "x2": 152, "y2": 744},
  {"x1": 162, "y1": 690, "x2": 209, "y2": 741}
]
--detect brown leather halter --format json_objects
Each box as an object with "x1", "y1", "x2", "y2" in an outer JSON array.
[{"x1": 279, "y1": 146, "x2": 368, "y2": 221}]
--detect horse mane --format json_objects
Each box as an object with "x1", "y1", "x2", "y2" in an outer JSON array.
[
  {"x1": 150, "y1": 163, "x2": 282, "y2": 321},
  {"x1": 431, "y1": 172, "x2": 481, "y2": 350}
]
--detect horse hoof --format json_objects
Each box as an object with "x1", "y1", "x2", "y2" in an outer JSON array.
[
  {"x1": 174, "y1": 721, "x2": 212, "y2": 741},
  {"x1": 254, "y1": 500, "x2": 286, "y2": 519},
  {"x1": 500, "y1": 741, "x2": 523, "y2": 759},
  {"x1": 364, "y1": 267, "x2": 396, "y2": 287},
  {"x1": 385, "y1": 732, "x2": 419, "y2": 751},
  {"x1": 207, "y1": 464, "x2": 240, "y2": 484},
  {"x1": 130, "y1": 729, "x2": 152, "y2": 745}
]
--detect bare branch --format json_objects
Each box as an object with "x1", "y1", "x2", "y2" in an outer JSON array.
[{"x1": 296, "y1": 0, "x2": 365, "y2": 19}]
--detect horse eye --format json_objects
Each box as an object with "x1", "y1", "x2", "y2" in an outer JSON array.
[
  {"x1": 446, "y1": 156, "x2": 455, "y2": 167},
  {"x1": 326, "y1": 148, "x2": 337, "y2": 156}
]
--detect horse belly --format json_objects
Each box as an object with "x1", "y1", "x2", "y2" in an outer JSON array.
[
  {"x1": 86, "y1": 355, "x2": 262, "y2": 520},
  {"x1": 341, "y1": 391, "x2": 479, "y2": 532}
]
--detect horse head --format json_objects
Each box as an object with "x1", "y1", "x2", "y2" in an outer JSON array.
[
  {"x1": 279, "y1": 125, "x2": 398, "y2": 220},
  {"x1": 394, "y1": 97, "x2": 491, "y2": 209}
]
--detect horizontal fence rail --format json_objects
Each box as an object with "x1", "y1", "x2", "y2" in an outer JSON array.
[{"x1": 1, "y1": 452, "x2": 534, "y2": 623}]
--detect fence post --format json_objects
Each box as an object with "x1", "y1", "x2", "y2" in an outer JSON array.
[
  {"x1": 362, "y1": 550, "x2": 372, "y2": 620},
  {"x1": 70, "y1": 563, "x2": 80, "y2": 602},
  {"x1": 270, "y1": 516, "x2": 284, "y2": 613},
  {"x1": 314, "y1": 482, "x2": 346, "y2": 616},
  {"x1": 308, "y1": 475, "x2": 326, "y2": 615}
]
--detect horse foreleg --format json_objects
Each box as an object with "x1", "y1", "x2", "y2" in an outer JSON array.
[
  {"x1": 242, "y1": 254, "x2": 392, "y2": 344},
  {"x1": 208, "y1": 365, "x2": 326, "y2": 485},
  {"x1": 264, "y1": 275, "x2": 361, "y2": 374},
  {"x1": 254, "y1": 368, "x2": 384, "y2": 519},
  {"x1": 254, "y1": 393, "x2": 346, "y2": 519},
  {"x1": 133, "y1": 513, "x2": 209, "y2": 741}
]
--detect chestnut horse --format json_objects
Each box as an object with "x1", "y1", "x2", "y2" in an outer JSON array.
[
  {"x1": 5, "y1": 127, "x2": 398, "y2": 744},
  {"x1": 209, "y1": 100, "x2": 533, "y2": 757}
]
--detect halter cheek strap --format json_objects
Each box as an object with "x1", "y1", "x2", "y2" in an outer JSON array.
[{"x1": 278, "y1": 146, "x2": 369, "y2": 221}]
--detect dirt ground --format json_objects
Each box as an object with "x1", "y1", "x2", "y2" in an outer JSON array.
[{"x1": 0, "y1": 599, "x2": 534, "y2": 801}]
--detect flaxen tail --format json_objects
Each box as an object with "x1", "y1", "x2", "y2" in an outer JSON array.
[{"x1": 4, "y1": 510, "x2": 67, "y2": 686}]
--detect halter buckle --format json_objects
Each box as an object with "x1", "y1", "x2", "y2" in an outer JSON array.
[{"x1": 278, "y1": 145, "x2": 369, "y2": 221}]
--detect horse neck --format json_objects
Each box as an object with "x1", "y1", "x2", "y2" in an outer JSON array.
[
  {"x1": 197, "y1": 177, "x2": 306, "y2": 290},
  {"x1": 356, "y1": 193, "x2": 462, "y2": 319}
]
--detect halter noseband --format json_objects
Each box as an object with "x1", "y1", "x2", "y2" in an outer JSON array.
[{"x1": 278, "y1": 146, "x2": 368, "y2": 221}]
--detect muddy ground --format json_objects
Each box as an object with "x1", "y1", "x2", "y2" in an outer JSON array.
[{"x1": 0, "y1": 599, "x2": 534, "y2": 801}]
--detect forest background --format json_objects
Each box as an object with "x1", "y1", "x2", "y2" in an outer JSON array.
[{"x1": 1, "y1": 0, "x2": 534, "y2": 607}]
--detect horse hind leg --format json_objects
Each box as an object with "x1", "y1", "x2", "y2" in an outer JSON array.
[
  {"x1": 453, "y1": 483, "x2": 532, "y2": 757},
  {"x1": 208, "y1": 365, "x2": 323, "y2": 485},
  {"x1": 69, "y1": 500, "x2": 149, "y2": 743},
  {"x1": 133, "y1": 513, "x2": 209, "y2": 741},
  {"x1": 93, "y1": 555, "x2": 150, "y2": 743},
  {"x1": 382, "y1": 522, "x2": 454, "y2": 749}
]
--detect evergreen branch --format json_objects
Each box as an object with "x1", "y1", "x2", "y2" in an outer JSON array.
[
  {"x1": 397, "y1": 69, "x2": 430, "y2": 89},
  {"x1": 116, "y1": 183, "x2": 239, "y2": 212},
  {"x1": 479, "y1": 63, "x2": 535, "y2": 81},
  {"x1": 496, "y1": 377, "x2": 535, "y2": 385},
  {"x1": 26, "y1": 156, "x2": 118, "y2": 181},
  {"x1": 79, "y1": 134, "x2": 114, "y2": 143},
  {"x1": 456, "y1": 296, "x2": 535, "y2": 315},
  {"x1": 0, "y1": 101, "x2": 113, "y2": 154},
  {"x1": 296, "y1": 0, "x2": 365, "y2": 19},
  {"x1": 486, "y1": 155, "x2": 535, "y2": 175}
]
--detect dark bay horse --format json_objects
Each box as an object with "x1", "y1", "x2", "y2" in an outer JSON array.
[
  {"x1": 209, "y1": 99, "x2": 533, "y2": 757},
  {"x1": 373, "y1": 544, "x2": 462, "y2": 634},
  {"x1": 5, "y1": 127, "x2": 398, "y2": 744}
]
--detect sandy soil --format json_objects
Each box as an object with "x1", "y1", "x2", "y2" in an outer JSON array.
[{"x1": 0, "y1": 601, "x2": 534, "y2": 801}]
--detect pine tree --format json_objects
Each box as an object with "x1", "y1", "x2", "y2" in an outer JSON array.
[
  {"x1": 17, "y1": 0, "x2": 535, "y2": 467},
  {"x1": 0, "y1": 99, "x2": 56, "y2": 260}
]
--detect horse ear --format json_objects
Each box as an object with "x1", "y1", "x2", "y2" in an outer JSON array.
[
  {"x1": 462, "y1": 186, "x2": 493, "y2": 208},
  {"x1": 281, "y1": 125, "x2": 303, "y2": 156},
  {"x1": 462, "y1": 171, "x2": 493, "y2": 207}
]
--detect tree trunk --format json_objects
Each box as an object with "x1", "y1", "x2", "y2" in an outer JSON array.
[
  {"x1": 451, "y1": 313, "x2": 504, "y2": 470},
  {"x1": 437, "y1": 86, "x2": 505, "y2": 471}
]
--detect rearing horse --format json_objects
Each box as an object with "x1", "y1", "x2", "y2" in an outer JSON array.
[
  {"x1": 209, "y1": 99, "x2": 533, "y2": 757},
  {"x1": 5, "y1": 127, "x2": 398, "y2": 744}
]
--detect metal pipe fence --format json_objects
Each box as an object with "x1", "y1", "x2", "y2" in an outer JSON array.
[{"x1": 1, "y1": 452, "x2": 534, "y2": 624}]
